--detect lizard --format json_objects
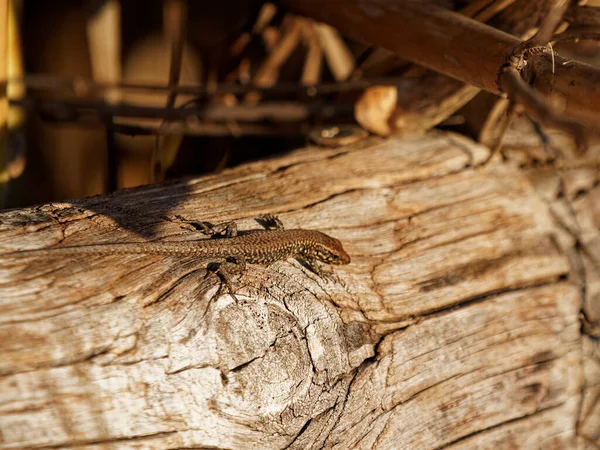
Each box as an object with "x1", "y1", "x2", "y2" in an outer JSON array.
[{"x1": 4, "y1": 214, "x2": 351, "y2": 300}]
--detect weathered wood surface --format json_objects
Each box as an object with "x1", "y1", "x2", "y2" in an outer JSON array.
[
  {"x1": 0, "y1": 131, "x2": 596, "y2": 449},
  {"x1": 502, "y1": 125, "x2": 600, "y2": 450}
]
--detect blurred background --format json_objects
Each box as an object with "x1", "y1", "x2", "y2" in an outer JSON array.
[
  {"x1": 6, "y1": 0, "x2": 313, "y2": 208},
  {"x1": 2, "y1": 0, "x2": 599, "y2": 209}
]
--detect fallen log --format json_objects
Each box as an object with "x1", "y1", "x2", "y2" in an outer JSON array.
[{"x1": 0, "y1": 132, "x2": 593, "y2": 449}]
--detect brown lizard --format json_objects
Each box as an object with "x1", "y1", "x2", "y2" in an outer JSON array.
[{"x1": 5, "y1": 214, "x2": 350, "y2": 299}]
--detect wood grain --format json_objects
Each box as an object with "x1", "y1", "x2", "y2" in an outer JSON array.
[{"x1": 0, "y1": 131, "x2": 592, "y2": 449}]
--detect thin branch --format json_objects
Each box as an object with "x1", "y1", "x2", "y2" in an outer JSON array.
[
  {"x1": 155, "y1": 0, "x2": 188, "y2": 183},
  {"x1": 163, "y1": 0, "x2": 187, "y2": 108},
  {"x1": 480, "y1": 0, "x2": 587, "y2": 163},
  {"x1": 10, "y1": 97, "x2": 353, "y2": 123},
  {"x1": 507, "y1": 0, "x2": 570, "y2": 68},
  {"x1": 246, "y1": 15, "x2": 303, "y2": 103},
  {"x1": 461, "y1": 0, "x2": 518, "y2": 22},
  {"x1": 564, "y1": 4, "x2": 600, "y2": 28},
  {"x1": 498, "y1": 66, "x2": 588, "y2": 151},
  {"x1": 300, "y1": 21, "x2": 323, "y2": 85},
  {"x1": 530, "y1": 0, "x2": 570, "y2": 45},
  {"x1": 13, "y1": 73, "x2": 425, "y2": 97},
  {"x1": 552, "y1": 27, "x2": 600, "y2": 43},
  {"x1": 113, "y1": 121, "x2": 306, "y2": 137},
  {"x1": 313, "y1": 22, "x2": 355, "y2": 81}
]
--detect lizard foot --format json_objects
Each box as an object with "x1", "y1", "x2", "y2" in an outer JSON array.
[
  {"x1": 303, "y1": 257, "x2": 338, "y2": 283},
  {"x1": 208, "y1": 256, "x2": 247, "y2": 303},
  {"x1": 164, "y1": 215, "x2": 238, "y2": 238},
  {"x1": 257, "y1": 214, "x2": 284, "y2": 230}
]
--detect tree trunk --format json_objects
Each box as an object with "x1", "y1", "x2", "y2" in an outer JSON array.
[{"x1": 0, "y1": 131, "x2": 596, "y2": 449}]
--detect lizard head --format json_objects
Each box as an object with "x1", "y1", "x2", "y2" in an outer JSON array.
[{"x1": 308, "y1": 234, "x2": 351, "y2": 265}]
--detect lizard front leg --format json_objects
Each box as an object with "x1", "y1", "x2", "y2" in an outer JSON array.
[{"x1": 302, "y1": 256, "x2": 336, "y2": 282}]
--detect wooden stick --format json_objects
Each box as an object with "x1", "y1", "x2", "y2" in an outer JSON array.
[
  {"x1": 163, "y1": 0, "x2": 187, "y2": 109},
  {"x1": 246, "y1": 16, "x2": 303, "y2": 103},
  {"x1": 15, "y1": 73, "x2": 423, "y2": 97},
  {"x1": 86, "y1": 0, "x2": 121, "y2": 103},
  {"x1": 86, "y1": 0, "x2": 122, "y2": 191},
  {"x1": 300, "y1": 21, "x2": 322, "y2": 85},
  {"x1": 113, "y1": 121, "x2": 306, "y2": 137},
  {"x1": 313, "y1": 23, "x2": 355, "y2": 81},
  {"x1": 0, "y1": 0, "x2": 8, "y2": 196},
  {"x1": 155, "y1": 0, "x2": 188, "y2": 183},
  {"x1": 5, "y1": 0, "x2": 25, "y2": 182},
  {"x1": 353, "y1": 0, "x2": 535, "y2": 137},
  {"x1": 458, "y1": 0, "x2": 496, "y2": 18},
  {"x1": 529, "y1": 0, "x2": 570, "y2": 45},
  {"x1": 498, "y1": 66, "x2": 588, "y2": 150},
  {"x1": 282, "y1": 0, "x2": 516, "y2": 93},
  {"x1": 466, "y1": 0, "x2": 517, "y2": 23},
  {"x1": 12, "y1": 97, "x2": 353, "y2": 124},
  {"x1": 281, "y1": 0, "x2": 600, "y2": 119}
]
